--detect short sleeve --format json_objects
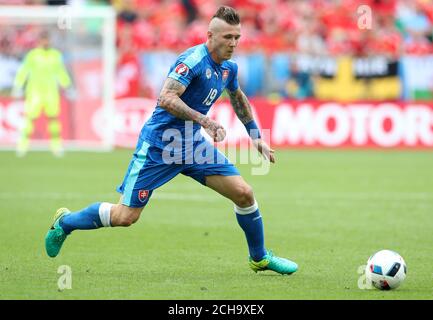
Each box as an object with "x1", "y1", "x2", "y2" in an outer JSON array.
[
  {"x1": 226, "y1": 62, "x2": 239, "y2": 92},
  {"x1": 168, "y1": 60, "x2": 197, "y2": 87}
]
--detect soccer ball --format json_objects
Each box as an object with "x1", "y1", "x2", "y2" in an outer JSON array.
[{"x1": 365, "y1": 250, "x2": 407, "y2": 290}]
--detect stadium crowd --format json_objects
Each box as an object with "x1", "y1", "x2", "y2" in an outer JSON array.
[
  {"x1": 1, "y1": 0, "x2": 433, "y2": 55},
  {"x1": 0, "y1": 0, "x2": 432, "y2": 99},
  {"x1": 112, "y1": 0, "x2": 433, "y2": 57}
]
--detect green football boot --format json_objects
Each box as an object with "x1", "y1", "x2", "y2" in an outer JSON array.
[
  {"x1": 45, "y1": 208, "x2": 71, "y2": 258},
  {"x1": 249, "y1": 250, "x2": 298, "y2": 275}
]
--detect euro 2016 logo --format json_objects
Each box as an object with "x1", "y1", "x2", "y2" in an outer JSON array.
[{"x1": 175, "y1": 63, "x2": 189, "y2": 76}]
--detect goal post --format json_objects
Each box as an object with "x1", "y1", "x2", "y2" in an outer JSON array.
[{"x1": 0, "y1": 5, "x2": 116, "y2": 151}]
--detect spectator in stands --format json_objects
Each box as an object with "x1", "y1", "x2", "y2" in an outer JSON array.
[
  {"x1": 396, "y1": 0, "x2": 433, "y2": 54},
  {"x1": 103, "y1": 0, "x2": 433, "y2": 99}
]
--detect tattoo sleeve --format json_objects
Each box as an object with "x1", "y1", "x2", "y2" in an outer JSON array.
[
  {"x1": 227, "y1": 88, "x2": 254, "y2": 124},
  {"x1": 158, "y1": 77, "x2": 207, "y2": 126}
]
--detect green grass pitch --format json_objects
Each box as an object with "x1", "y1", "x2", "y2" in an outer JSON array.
[{"x1": 1, "y1": 149, "x2": 432, "y2": 299}]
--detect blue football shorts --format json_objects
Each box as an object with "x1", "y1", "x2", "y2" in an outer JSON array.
[{"x1": 116, "y1": 138, "x2": 240, "y2": 208}]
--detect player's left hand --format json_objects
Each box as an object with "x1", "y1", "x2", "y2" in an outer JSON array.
[{"x1": 252, "y1": 138, "x2": 275, "y2": 163}]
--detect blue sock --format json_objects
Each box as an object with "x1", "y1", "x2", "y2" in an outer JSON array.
[
  {"x1": 235, "y1": 204, "x2": 267, "y2": 261},
  {"x1": 60, "y1": 202, "x2": 104, "y2": 234}
]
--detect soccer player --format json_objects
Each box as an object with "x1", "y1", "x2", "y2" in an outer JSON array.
[
  {"x1": 12, "y1": 30, "x2": 73, "y2": 157},
  {"x1": 45, "y1": 6, "x2": 298, "y2": 275}
]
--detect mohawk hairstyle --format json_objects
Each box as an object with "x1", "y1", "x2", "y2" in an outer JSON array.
[{"x1": 212, "y1": 6, "x2": 240, "y2": 25}]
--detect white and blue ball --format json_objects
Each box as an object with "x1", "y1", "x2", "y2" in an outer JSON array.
[{"x1": 365, "y1": 250, "x2": 407, "y2": 290}]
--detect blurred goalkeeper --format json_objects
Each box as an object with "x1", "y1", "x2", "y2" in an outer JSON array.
[
  {"x1": 44, "y1": 6, "x2": 298, "y2": 275},
  {"x1": 12, "y1": 30, "x2": 74, "y2": 157}
]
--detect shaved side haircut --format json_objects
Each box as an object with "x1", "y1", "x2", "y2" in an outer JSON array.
[{"x1": 212, "y1": 6, "x2": 240, "y2": 25}]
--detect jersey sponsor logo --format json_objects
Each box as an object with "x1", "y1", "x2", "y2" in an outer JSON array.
[
  {"x1": 138, "y1": 190, "x2": 150, "y2": 202},
  {"x1": 206, "y1": 68, "x2": 211, "y2": 79},
  {"x1": 175, "y1": 63, "x2": 189, "y2": 76},
  {"x1": 222, "y1": 70, "x2": 229, "y2": 82}
]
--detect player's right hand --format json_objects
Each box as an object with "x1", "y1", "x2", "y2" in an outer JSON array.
[{"x1": 202, "y1": 117, "x2": 226, "y2": 142}]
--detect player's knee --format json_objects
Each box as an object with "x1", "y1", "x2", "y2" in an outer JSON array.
[
  {"x1": 120, "y1": 211, "x2": 140, "y2": 226},
  {"x1": 118, "y1": 216, "x2": 135, "y2": 227},
  {"x1": 112, "y1": 205, "x2": 141, "y2": 227},
  {"x1": 118, "y1": 215, "x2": 139, "y2": 227},
  {"x1": 234, "y1": 184, "x2": 254, "y2": 207}
]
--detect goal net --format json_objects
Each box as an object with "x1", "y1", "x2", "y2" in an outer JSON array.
[{"x1": 0, "y1": 5, "x2": 116, "y2": 151}]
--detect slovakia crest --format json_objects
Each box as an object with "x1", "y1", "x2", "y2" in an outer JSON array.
[
  {"x1": 206, "y1": 68, "x2": 211, "y2": 79},
  {"x1": 222, "y1": 70, "x2": 229, "y2": 82},
  {"x1": 175, "y1": 63, "x2": 189, "y2": 76},
  {"x1": 138, "y1": 190, "x2": 149, "y2": 202}
]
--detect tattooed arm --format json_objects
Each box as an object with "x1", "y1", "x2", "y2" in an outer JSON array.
[
  {"x1": 227, "y1": 87, "x2": 275, "y2": 163},
  {"x1": 158, "y1": 77, "x2": 226, "y2": 141},
  {"x1": 158, "y1": 77, "x2": 207, "y2": 125},
  {"x1": 227, "y1": 88, "x2": 254, "y2": 124}
]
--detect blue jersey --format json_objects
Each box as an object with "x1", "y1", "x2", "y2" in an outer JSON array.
[
  {"x1": 139, "y1": 43, "x2": 239, "y2": 148},
  {"x1": 118, "y1": 44, "x2": 241, "y2": 206}
]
